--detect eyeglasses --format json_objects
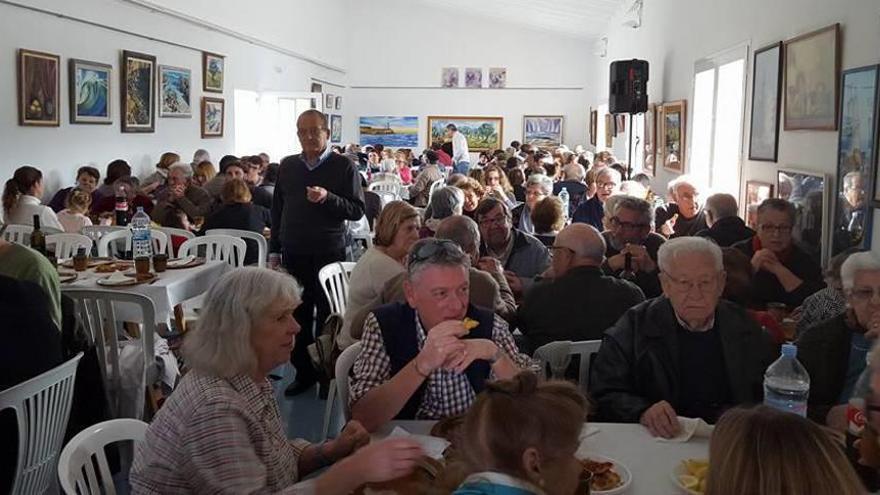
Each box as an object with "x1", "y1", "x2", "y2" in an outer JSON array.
[
  {"x1": 849, "y1": 287, "x2": 880, "y2": 302},
  {"x1": 662, "y1": 272, "x2": 719, "y2": 294},
  {"x1": 759, "y1": 224, "x2": 792, "y2": 234},
  {"x1": 408, "y1": 239, "x2": 462, "y2": 265},
  {"x1": 611, "y1": 217, "x2": 650, "y2": 231},
  {"x1": 597, "y1": 181, "x2": 618, "y2": 189}
]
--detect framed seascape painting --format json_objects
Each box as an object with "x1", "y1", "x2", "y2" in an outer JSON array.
[
  {"x1": 777, "y1": 168, "x2": 830, "y2": 267},
  {"x1": 661, "y1": 100, "x2": 687, "y2": 173},
  {"x1": 158, "y1": 65, "x2": 191, "y2": 118},
  {"x1": 441, "y1": 67, "x2": 459, "y2": 88},
  {"x1": 744, "y1": 181, "x2": 774, "y2": 229},
  {"x1": 465, "y1": 68, "x2": 483, "y2": 88},
  {"x1": 488, "y1": 67, "x2": 507, "y2": 88},
  {"x1": 523, "y1": 116, "x2": 563, "y2": 149},
  {"x1": 121, "y1": 50, "x2": 156, "y2": 133},
  {"x1": 359, "y1": 116, "x2": 418, "y2": 147},
  {"x1": 201, "y1": 97, "x2": 224, "y2": 138},
  {"x1": 784, "y1": 23, "x2": 840, "y2": 130},
  {"x1": 330, "y1": 115, "x2": 342, "y2": 143},
  {"x1": 643, "y1": 104, "x2": 657, "y2": 175},
  {"x1": 202, "y1": 52, "x2": 224, "y2": 93},
  {"x1": 69, "y1": 58, "x2": 111, "y2": 124},
  {"x1": 18, "y1": 49, "x2": 60, "y2": 126},
  {"x1": 748, "y1": 42, "x2": 783, "y2": 161},
  {"x1": 589, "y1": 109, "x2": 598, "y2": 146},
  {"x1": 427, "y1": 116, "x2": 503, "y2": 152}
]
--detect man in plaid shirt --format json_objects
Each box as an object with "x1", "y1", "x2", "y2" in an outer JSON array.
[{"x1": 350, "y1": 238, "x2": 538, "y2": 432}]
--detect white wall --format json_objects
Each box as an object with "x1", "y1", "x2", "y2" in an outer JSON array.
[
  {"x1": 344, "y1": 0, "x2": 599, "y2": 154},
  {"x1": 0, "y1": 0, "x2": 345, "y2": 196}
]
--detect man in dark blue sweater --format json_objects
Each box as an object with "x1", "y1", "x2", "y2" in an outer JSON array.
[{"x1": 271, "y1": 110, "x2": 365, "y2": 395}]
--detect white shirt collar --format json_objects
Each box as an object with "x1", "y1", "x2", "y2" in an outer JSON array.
[
  {"x1": 674, "y1": 312, "x2": 715, "y2": 332},
  {"x1": 19, "y1": 195, "x2": 41, "y2": 205}
]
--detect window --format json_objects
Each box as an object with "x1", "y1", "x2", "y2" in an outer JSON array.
[{"x1": 233, "y1": 90, "x2": 317, "y2": 159}]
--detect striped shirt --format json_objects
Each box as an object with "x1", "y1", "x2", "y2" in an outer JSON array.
[{"x1": 131, "y1": 371, "x2": 313, "y2": 494}]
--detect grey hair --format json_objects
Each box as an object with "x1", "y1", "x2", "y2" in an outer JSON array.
[
  {"x1": 406, "y1": 238, "x2": 471, "y2": 282},
  {"x1": 436, "y1": 215, "x2": 481, "y2": 257},
  {"x1": 525, "y1": 173, "x2": 554, "y2": 196},
  {"x1": 657, "y1": 237, "x2": 723, "y2": 273},
  {"x1": 843, "y1": 171, "x2": 861, "y2": 189},
  {"x1": 705, "y1": 193, "x2": 739, "y2": 220},
  {"x1": 596, "y1": 167, "x2": 621, "y2": 184},
  {"x1": 841, "y1": 252, "x2": 880, "y2": 290},
  {"x1": 182, "y1": 267, "x2": 301, "y2": 377},
  {"x1": 192, "y1": 149, "x2": 210, "y2": 164},
  {"x1": 427, "y1": 186, "x2": 464, "y2": 219},
  {"x1": 563, "y1": 163, "x2": 587, "y2": 181},
  {"x1": 668, "y1": 175, "x2": 698, "y2": 196},
  {"x1": 169, "y1": 162, "x2": 193, "y2": 178},
  {"x1": 611, "y1": 195, "x2": 655, "y2": 224}
]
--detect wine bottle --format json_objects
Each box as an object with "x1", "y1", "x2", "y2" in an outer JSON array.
[{"x1": 30, "y1": 214, "x2": 46, "y2": 255}]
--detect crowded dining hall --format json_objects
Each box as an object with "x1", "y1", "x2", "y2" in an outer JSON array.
[{"x1": 3, "y1": 0, "x2": 880, "y2": 494}]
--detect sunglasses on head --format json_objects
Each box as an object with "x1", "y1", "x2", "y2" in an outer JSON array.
[{"x1": 408, "y1": 239, "x2": 461, "y2": 265}]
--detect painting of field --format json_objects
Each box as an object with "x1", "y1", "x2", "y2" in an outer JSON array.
[
  {"x1": 523, "y1": 116, "x2": 563, "y2": 149},
  {"x1": 360, "y1": 116, "x2": 418, "y2": 147},
  {"x1": 428, "y1": 116, "x2": 503, "y2": 152}
]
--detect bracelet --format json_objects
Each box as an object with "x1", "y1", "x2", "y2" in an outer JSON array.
[{"x1": 315, "y1": 441, "x2": 334, "y2": 467}]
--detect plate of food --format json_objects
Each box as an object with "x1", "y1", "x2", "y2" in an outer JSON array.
[
  {"x1": 671, "y1": 458, "x2": 708, "y2": 494},
  {"x1": 579, "y1": 453, "x2": 630, "y2": 494},
  {"x1": 60, "y1": 256, "x2": 114, "y2": 269},
  {"x1": 167, "y1": 255, "x2": 205, "y2": 269},
  {"x1": 97, "y1": 271, "x2": 139, "y2": 286},
  {"x1": 93, "y1": 261, "x2": 134, "y2": 273},
  {"x1": 57, "y1": 269, "x2": 78, "y2": 283}
]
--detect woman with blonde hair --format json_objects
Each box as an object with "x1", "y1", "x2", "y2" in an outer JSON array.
[
  {"x1": 192, "y1": 160, "x2": 217, "y2": 188},
  {"x1": 57, "y1": 188, "x2": 94, "y2": 233},
  {"x1": 482, "y1": 164, "x2": 515, "y2": 204},
  {"x1": 705, "y1": 405, "x2": 863, "y2": 495},
  {"x1": 201, "y1": 178, "x2": 270, "y2": 265},
  {"x1": 141, "y1": 151, "x2": 181, "y2": 197}
]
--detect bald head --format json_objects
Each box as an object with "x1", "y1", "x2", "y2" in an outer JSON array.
[
  {"x1": 555, "y1": 223, "x2": 606, "y2": 264},
  {"x1": 435, "y1": 215, "x2": 481, "y2": 261},
  {"x1": 704, "y1": 193, "x2": 739, "y2": 226}
]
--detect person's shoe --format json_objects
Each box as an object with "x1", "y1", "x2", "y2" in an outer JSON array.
[{"x1": 284, "y1": 378, "x2": 316, "y2": 397}]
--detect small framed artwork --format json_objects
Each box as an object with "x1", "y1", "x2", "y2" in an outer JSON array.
[
  {"x1": 589, "y1": 109, "x2": 597, "y2": 146},
  {"x1": 744, "y1": 181, "x2": 774, "y2": 228},
  {"x1": 18, "y1": 49, "x2": 60, "y2": 126},
  {"x1": 748, "y1": 42, "x2": 783, "y2": 161},
  {"x1": 158, "y1": 65, "x2": 192, "y2": 118},
  {"x1": 523, "y1": 116, "x2": 563, "y2": 149},
  {"x1": 643, "y1": 103, "x2": 657, "y2": 176},
  {"x1": 604, "y1": 113, "x2": 613, "y2": 148},
  {"x1": 777, "y1": 168, "x2": 830, "y2": 267},
  {"x1": 661, "y1": 100, "x2": 687, "y2": 173},
  {"x1": 121, "y1": 50, "x2": 156, "y2": 133},
  {"x1": 465, "y1": 67, "x2": 483, "y2": 88},
  {"x1": 335, "y1": 96, "x2": 342, "y2": 110},
  {"x1": 441, "y1": 67, "x2": 459, "y2": 88},
  {"x1": 201, "y1": 96, "x2": 224, "y2": 138},
  {"x1": 489, "y1": 67, "x2": 507, "y2": 88},
  {"x1": 69, "y1": 58, "x2": 111, "y2": 124},
  {"x1": 311, "y1": 82, "x2": 323, "y2": 93},
  {"x1": 784, "y1": 23, "x2": 840, "y2": 130},
  {"x1": 202, "y1": 51, "x2": 225, "y2": 93},
  {"x1": 324, "y1": 93, "x2": 334, "y2": 110},
  {"x1": 330, "y1": 114, "x2": 342, "y2": 143}
]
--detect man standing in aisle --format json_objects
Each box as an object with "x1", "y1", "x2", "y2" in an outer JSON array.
[
  {"x1": 271, "y1": 110, "x2": 365, "y2": 396},
  {"x1": 446, "y1": 123, "x2": 470, "y2": 175}
]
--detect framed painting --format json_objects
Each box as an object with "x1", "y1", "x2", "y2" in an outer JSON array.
[
  {"x1": 465, "y1": 67, "x2": 483, "y2": 88},
  {"x1": 749, "y1": 42, "x2": 783, "y2": 161},
  {"x1": 330, "y1": 114, "x2": 342, "y2": 143},
  {"x1": 18, "y1": 49, "x2": 60, "y2": 126},
  {"x1": 69, "y1": 58, "x2": 111, "y2": 124},
  {"x1": 324, "y1": 93, "x2": 334, "y2": 110},
  {"x1": 335, "y1": 96, "x2": 342, "y2": 110},
  {"x1": 441, "y1": 67, "x2": 459, "y2": 88},
  {"x1": 661, "y1": 100, "x2": 687, "y2": 173},
  {"x1": 202, "y1": 52, "x2": 224, "y2": 93},
  {"x1": 604, "y1": 113, "x2": 613, "y2": 148},
  {"x1": 158, "y1": 65, "x2": 191, "y2": 118},
  {"x1": 643, "y1": 104, "x2": 657, "y2": 175},
  {"x1": 777, "y1": 168, "x2": 830, "y2": 267},
  {"x1": 744, "y1": 181, "x2": 774, "y2": 229},
  {"x1": 360, "y1": 116, "x2": 418, "y2": 147},
  {"x1": 121, "y1": 50, "x2": 156, "y2": 133},
  {"x1": 784, "y1": 24, "x2": 840, "y2": 130},
  {"x1": 589, "y1": 109, "x2": 598, "y2": 146},
  {"x1": 615, "y1": 114, "x2": 626, "y2": 135},
  {"x1": 310, "y1": 82, "x2": 323, "y2": 93},
  {"x1": 523, "y1": 116, "x2": 563, "y2": 149},
  {"x1": 427, "y1": 116, "x2": 503, "y2": 152},
  {"x1": 489, "y1": 67, "x2": 507, "y2": 88},
  {"x1": 201, "y1": 96, "x2": 224, "y2": 138}
]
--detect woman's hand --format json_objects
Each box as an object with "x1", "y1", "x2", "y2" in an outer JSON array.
[
  {"x1": 343, "y1": 438, "x2": 424, "y2": 483},
  {"x1": 328, "y1": 421, "x2": 370, "y2": 460}
]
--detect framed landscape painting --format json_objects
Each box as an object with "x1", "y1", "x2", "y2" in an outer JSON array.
[
  {"x1": 18, "y1": 49, "x2": 60, "y2": 126},
  {"x1": 158, "y1": 65, "x2": 191, "y2": 118},
  {"x1": 744, "y1": 181, "x2": 774, "y2": 228},
  {"x1": 360, "y1": 116, "x2": 418, "y2": 147},
  {"x1": 69, "y1": 58, "x2": 111, "y2": 124},
  {"x1": 465, "y1": 68, "x2": 483, "y2": 88},
  {"x1": 661, "y1": 100, "x2": 687, "y2": 173},
  {"x1": 749, "y1": 42, "x2": 783, "y2": 161},
  {"x1": 202, "y1": 52, "x2": 224, "y2": 93},
  {"x1": 330, "y1": 114, "x2": 342, "y2": 143},
  {"x1": 523, "y1": 116, "x2": 563, "y2": 149},
  {"x1": 201, "y1": 96, "x2": 224, "y2": 138},
  {"x1": 428, "y1": 116, "x2": 503, "y2": 152},
  {"x1": 121, "y1": 50, "x2": 156, "y2": 133},
  {"x1": 784, "y1": 23, "x2": 840, "y2": 130},
  {"x1": 777, "y1": 168, "x2": 830, "y2": 267},
  {"x1": 489, "y1": 67, "x2": 507, "y2": 88}
]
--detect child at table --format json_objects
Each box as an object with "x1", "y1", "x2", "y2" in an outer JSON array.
[{"x1": 57, "y1": 188, "x2": 93, "y2": 233}]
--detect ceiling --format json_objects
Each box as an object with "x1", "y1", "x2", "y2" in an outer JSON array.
[{"x1": 412, "y1": 0, "x2": 628, "y2": 39}]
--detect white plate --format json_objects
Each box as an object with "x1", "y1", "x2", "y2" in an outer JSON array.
[
  {"x1": 97, "y1": 274, "x2": 138, "y2": 286},
  {"x1": 671, "y1": 459, "x2": 707, "y2": 495},
  {"x1": 578, "y1": 452, "x2": 631, "y2": 495},
  {"x1": 167, "y1": 255, "x2": 197, "y2": 268}
]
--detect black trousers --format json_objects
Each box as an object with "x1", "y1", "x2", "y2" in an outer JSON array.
[{"x1": 282, "y1": 248, "x2": 346, "y2": 382}]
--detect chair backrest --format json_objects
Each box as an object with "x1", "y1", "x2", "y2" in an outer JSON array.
[
  {"x1": 349, "y1": 215, "x2": 371, "y2": 234},
  {"x1": 47, "y1": 233, "x2": 94, "y2": 260},
  {"x1": 2, "y1": 224, "x2": 33, "y2": 246},
  {"x1": 428, "y1": 179, "x2": 445, "y2": 202},
  {"x1": 334, "y1": 342, "x2": 362, "y2": 422},
  {"x1": 153, "y1": 226, "x2": 195, "y2": 256},
  {"x1": 533, "y1": 339, "x2": 603, "y2": 387},
  {"x1": 318, "y1": 261, "x2": 355, "y2": 315},
  {"x1": 377, "y1": 191, "x2": 398, "y2": 208},
  {"x1": 62, "y1": 289, "x2": 156, "y2": 418},
  {"x1": 178, "y1": 234, "x2": 247, "y2": 267},
  {"x1": 368, "y1": 181, "x2": 400, "y2": 195},
  {"x1": 0, "y1": 352, "x2": 83, "y2": 495},
  {"x1": 205, "y1": 228, "x2": 268, "y2": 267},
  {"x1": 58, "y1": 418, "x2": 148, "y2": 495},
  {"x1": 96, "y1": 229, "x2": 168, "y2": 258}
]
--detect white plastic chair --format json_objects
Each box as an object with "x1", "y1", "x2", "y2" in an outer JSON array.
[
  {"x1": 58, "y1": 418, "x2": 148, "y2": 495},
  {"x1": 178, "y1": 234, "x2": 247, "y2": 267},
  {"x1": 0, "y1": 352, "x2": 83, "y2": 495},
  {"x1": 318, "y1": 261, "x2": 355, "y2": 316},
  {"x1": 321, "y1": 342, "x2": 362, "y2": 440},
  {"x1": 2, "y1": 223, "x2": 33, "y2": 245},
  {"x1": 377, "y1": 191, "x2": 398, "y2": 208},
  {"x1": 96, "y1": 228, "x2": 169, "y2": 258},
  {"x1": 47, "y1": 233, "x2": 93, "y2": 260},
  {"x1": 533, "y1": 340, "x2": 603, "y2": 387},
  {"x1": 206, "y1": 228, "x2": 268, "y2": 267},
  {"x1": 368, "y1": 180, "x2": 401, "y2": 197}
]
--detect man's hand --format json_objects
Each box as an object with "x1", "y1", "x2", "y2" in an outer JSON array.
[
  {"x1": 268, "y1": 253, "x2": 282, "y2": 270},
  {"x1": 445, "y1": 339, "x2": 498, "y2": 373},
  {"x1": 328, "y1": 421, "x2": 370, "y2": 460},
  {"x1": 476, "y1": 257, "x2": 504, "y2": 277},
  {"x1": 867, "y1": 312, "x2": 880, "y2": 339},
  {"x1": 623, "y1": 244, "x2": 656, "y2": 273},
  {"x1": 170, "y1": 184, "x2": 186, "y2": 200},
  {"x1": 606, "y1": 253, "x2": 626, "y2": 271},
  {"x1": 307, "y1": 186, "x2": 328, "y2": 203},
  {"x1": 751, "y1": 248, "x2": 779, "y2": 273},
  {"x1": 640, "y1": 400, "x2": 681, "y2": 438},
  {"x1": 415, "y1": 321, "x2": 469, "y2": 374},
  {"x1": 660, "y1": 214, "x2": 678, "y2": 237},
  {"x1": 826, "y1": 404, "x2": 849, "y2": 432},
  {"x1": 504, "y1": 271, "x2": 524, "y2": 296}
]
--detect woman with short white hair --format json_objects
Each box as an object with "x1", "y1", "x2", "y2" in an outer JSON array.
[
  {"x1": 512, "y1": 173, "x2": 553, "y2": 234},
  {"x1": 131, "y1": 268, "x2": 423, "y2": 494}
]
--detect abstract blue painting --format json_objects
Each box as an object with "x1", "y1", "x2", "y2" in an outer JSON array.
[
  {"x1": 69, "y1": 58, "x2": 111, "y2": 124},
  {"x1": 159, "y1": 65, "x2": 191, "y2": 117}
]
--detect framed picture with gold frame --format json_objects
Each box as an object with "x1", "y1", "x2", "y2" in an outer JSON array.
[
  {"x1": 427, "y1": 116, "x2": 503, "y2": 152},
  {"x1": 660, "y1": 100, "x2": 687, "y2": 173},
  {"x1": 18, "y1": 48, "x2": 60, "y2": 126}
]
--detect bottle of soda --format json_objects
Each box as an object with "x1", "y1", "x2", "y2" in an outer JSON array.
[
  {"x1": 763, "y1": 343, "x2": 810, "y2": 417},
  {"x1": 131, "y1": 207, "x2": 153, "y2": 260},
  {"x1": 846, "y1": 364, "x2": 879, "y2": 490},
  {"x1": 621, "y1": 252, "x2": 637, "y2": 282},
  {"x1": 30, "y1": 214, "x2": 46, "y2": 255},
  {"x1": 115, "y1": 186, "x2": 129, "y2": 227}
]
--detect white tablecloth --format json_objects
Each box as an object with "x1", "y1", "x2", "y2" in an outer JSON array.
[{"x1": 378, "y1": 421, "x2": 708, "y2": 495}]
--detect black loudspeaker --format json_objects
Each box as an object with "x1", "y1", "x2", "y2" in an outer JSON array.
[{"x1": 609, "y1": 59, "x2": 649, "y2": 114}]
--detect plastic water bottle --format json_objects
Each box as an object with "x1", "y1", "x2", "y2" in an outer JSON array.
[
  {"x1": 558, "y1": 187, "x2": 570, "y2": 221},
  {"x1": 131, "y1": 207, "x2": 153, "y2": 259},
  {"x1": 763, "y1": 344, "x2": 810, "y2": 417}
]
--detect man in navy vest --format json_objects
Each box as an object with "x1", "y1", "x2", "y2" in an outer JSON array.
[{"x1": 349, "y1": 238, "x2": 537, "y2": 432}]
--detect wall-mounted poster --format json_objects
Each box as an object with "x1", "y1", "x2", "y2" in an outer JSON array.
[
  {"x1": 749, "y1": 42, "x2": 783, "y2": 161},
  {"x1": 158, "y1": 65, "x2": 191, "y2": 118},
  {"x1": 359, "y1": 116, "x2": 419, "y2": 147},
  {"x1": 465, "y1": 67, "x2": 483, "y2": 88},
  {"x1": 643, "y1": 103, "x2": 657, "y2": 176},
  {"x1": 744, "y1": 181, "x2": 774, "y2": 229},
  {"x1": 330, "y1": 114, "x2": 342, "y2": 143},
  {"x1": 202, "y1": 52, "x2": 224, "y2": 93},
  {"x1": 784, "y1": 23, "x2": 840, "y2": 130},
  {"x1": 523, "y1": 116, "x2": 563, "y2": 149},
  {"x1": 428, "y1": 116, "x2": 503, "y2": 152},
  {"x1": 777, "y1": 168, "x2": 829, "y2": 267},
  {"x1": 121, "y1": 50, "x2": 156, "y2": 133},
  {"x1": 441, "y1": 67, "x2": 459, "y2": 88},
  {"x1": 489, "y1": 67, "x2": 507, "y2": 88},
  {"x1": 201, "y1": 96, "x2": 224, "y2": 138},
  {"x1": 661, "y1": 100, "x2": 687, "y2": 173},
  {"x1": 604, "y1": 113, "x2": 613, "y2": 148},
  {"x1": 69, "y1": 58, "x2": 111, "y2": 124},
  {"x1": 18, "y1": 49, "x2": 60, "y2": 126},
  {"x1": 335, "y1": 96, "x2": 342, "y2": 110},
  {"x1": 324, "y1": 93, "x2": 334, "y2": 110},
  {"x1": 589, "y1": 109, "x2": 598, "y2": 146}
]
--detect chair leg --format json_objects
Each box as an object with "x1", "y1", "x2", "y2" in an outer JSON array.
[{"x1": 321, "y1": 380, "x2": 337, "y2": 441}]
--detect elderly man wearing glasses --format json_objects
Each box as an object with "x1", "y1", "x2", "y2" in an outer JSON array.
[
  {"x1": 601, "y1": 195, "x2": 666, "y2": 298},
  {"x1": 590, "y1": 237, "x2": 776, "y2": 438},
  {"x1": 732, "y1": 198, "x2": 825, "y2": 308},
  {"x1": 349, "y1": 238, "x2": 537, "y2": 432}
]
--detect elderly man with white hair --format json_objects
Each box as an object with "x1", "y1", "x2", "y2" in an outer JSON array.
[
  {"x1": 150, "y1": 162, "x2": 214, "y2": 227},
  {"x1": 573, "y1": 167, "x2": 621, "y2": 230},
  {"x1": 590, "y1": 237, "x2": 776, "y2": 438},
  {"x1": 797, "y1": 251, "x2": 880, "y2": 430},
  {"x1": 553, "y1": 163, "x2": 589, "y2": 217},
  {"x1": 512, "y1": 173, "x2": 554, "y2": 234},
  {"x1": 655, "y1": 175, "x2": 709, "y2": 238},
  {"x1": 695, "y1": 193, "x2": 755, "y2": 247}
]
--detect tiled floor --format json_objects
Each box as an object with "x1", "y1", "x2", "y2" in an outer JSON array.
[{"x1": 271, "y1": 362, "x2": 335, "y2": 442}]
